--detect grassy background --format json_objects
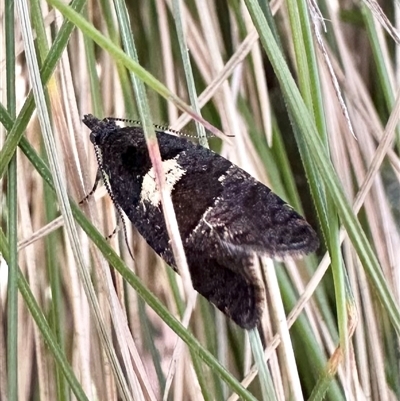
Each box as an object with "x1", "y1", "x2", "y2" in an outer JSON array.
[{"x1": 1, "y1": 0, "x2": 399, "y2": 400}]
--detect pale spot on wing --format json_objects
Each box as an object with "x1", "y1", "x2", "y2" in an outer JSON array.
[{"x1": 140, "y1": 158, "x2": 186, "y2": 207}]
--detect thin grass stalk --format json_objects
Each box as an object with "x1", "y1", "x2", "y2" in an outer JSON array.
[
  {"x1": 5, "y1": 0, "x2": 18, "y2": 399},
  {"x1": 30, "y1": 1, "x2": 68, "y2": 398},
  {"x1": 83, "y1": 8, "x2": 104, "y2": 118},
  {"x1": 277, "y1": 267, "x2": 344, "y2": 399},
  {"x1": 96, "y1": 0, "x2": 135, "y2": 117},
  {"x1": 165, "y1": 261, "x2": 215, "y2": 400},
  {"x1": 155, "y1": 0, "x2": 179, "y2": 122},
  {"x1": 5, "y1": 77, "x2": 18, "y2": 401},
  {"x1": 172, "y1": 0, "x2": 208, "y2": 145},
  {"x1": 44, "y1": 178, "x2": 68, "y2": 400},
  {"x1": 263, "y1": 257, "x2": 304, "y2": 400},
  {"x1": 248, "y1": 328, "x2": 277, "y2": 401},
  {"x1": 362, "y1": 4, "x2": 400, "y2": 155}
]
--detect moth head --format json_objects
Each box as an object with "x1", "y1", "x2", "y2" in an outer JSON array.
[{"x1": 83, "y1": 114, "x2": 118, "y2": 146}]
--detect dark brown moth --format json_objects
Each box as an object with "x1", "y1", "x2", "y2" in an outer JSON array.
[{"x1": 83, "y1": 115, "x2": 319, "y2": 329}]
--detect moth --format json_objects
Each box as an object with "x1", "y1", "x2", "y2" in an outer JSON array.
[{"x1": 83, "y1": 114, "x2": 319, "y2": 329}]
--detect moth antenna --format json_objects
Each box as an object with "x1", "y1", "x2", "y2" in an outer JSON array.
[
  {"x1": 105, "y1": 225, "x2": 118, "y2": 240},
  {"x1": 79, "y1": 169, "x2": 102, "y2": 204},
  {"x1": 161, "y1": 128, "x2": 217, "y2": 140},
  {"x1": 106, "y1": 116, "x2": 220, "y2": 139},
  {"x1": 107, "y1": 117, "x2": 142, "y2": 125},
  {"x1": 93, "y1": 144, "x2": 135, "y2": 261}
]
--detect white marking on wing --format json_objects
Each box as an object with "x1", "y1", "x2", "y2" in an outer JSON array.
[{"x1": 140, "y1": 158, "x2": 186, "y2": 207}]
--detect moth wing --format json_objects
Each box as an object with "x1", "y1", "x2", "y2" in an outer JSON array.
[
  {"x1": 203, "y1": 167, "x2": 319, "y2": 259},
  {"x1": 186, "y1": 252, "x2": 264, "y2": 329}
]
